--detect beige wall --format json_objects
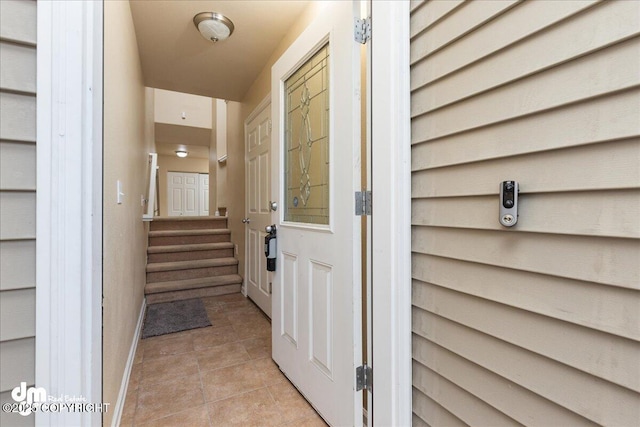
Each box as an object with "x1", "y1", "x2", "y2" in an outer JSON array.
[
  {"x1": 154, "y1": 88, "x2": 212, "y2": 129},
  {"x1": 0, "y1": 1, "x2": 37, "y2": 425},
  {"x1": 157, "y1": 154, "x2": 209, "y2": 216},
  {"x1": 410, "y1": 1, "x2": 640, "y2": 426},
  {"x1": 224, "y1": 2, "x2": 322, "y2": 283},
  {"x1": 103, "y1": 2, "x2": 155, "y2": 425}
]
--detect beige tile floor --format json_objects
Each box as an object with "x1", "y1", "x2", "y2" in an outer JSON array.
[{"x1": 120, "y1": 293, "x2": 328, "y2": 427}]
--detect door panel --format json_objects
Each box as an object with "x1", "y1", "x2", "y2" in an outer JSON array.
[
  {"x1": 184, "y1": 174, "x2": 198, "y2": 216},
  {"x1": 281, "y1": 252, "x2": 298, "y2": 345},
  {"x1": 259, "y1": 152, "x2": 270, "y2": 214},
  {"x1": 310, "y1": 260, "x2": 332, "y2": 377},
  {"x1": 245, "y1": 102, "x2": 273, "y2": 317},
  {"x1": 271, "y1": 2, "x2": 362, "y2": 425},
  {"x1": 199, "y1": 174, "x2": 209, "y2": 216}
]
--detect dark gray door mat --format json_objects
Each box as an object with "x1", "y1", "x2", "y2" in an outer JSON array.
[{"x1": 142, "y1": 298, "x2": 211, "y2": 339}]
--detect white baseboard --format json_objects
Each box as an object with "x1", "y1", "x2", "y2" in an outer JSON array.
[{"x1": 111, "y1": 298, "x2": 146, "y2": 427}]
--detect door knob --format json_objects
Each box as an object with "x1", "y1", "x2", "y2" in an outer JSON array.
[
  {"x1": 269, "y1": 201, "x2": 278, "y2": 211},
  {"x1": 242, "y1": 218, "x2": 251, "y2": 224}
]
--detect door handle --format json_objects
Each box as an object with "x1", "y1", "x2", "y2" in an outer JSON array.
[
  {"x1": 269, "y1": 201, "x2": 278, "y2": 212},
  {"x1": 242, "y1": 218, "x2": 251, "y2": 224}
]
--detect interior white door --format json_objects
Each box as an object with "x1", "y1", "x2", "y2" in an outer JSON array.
[
  {"x1": 271, "y1": 2, "x2": 362, "y2": 426},
  {"x1": 245, "y1": 101, "x2": 272, "y2": 317},
  {"x1": 199, "y1": 173, "x2": 209, "y2": 216},
  {"x1": 167, "y1": 171, "x2": 199, "y2": 217}
]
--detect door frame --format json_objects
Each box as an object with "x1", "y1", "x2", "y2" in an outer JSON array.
[
  {"x1": 370, "y1": 1, "x2": 412, "y2": 425},
  {"x1": 36, "y1": 1, "x2": 103, "y2": 425},
  {"x1": 36, "y1": 1, "x2": 412, "y2": 426}
]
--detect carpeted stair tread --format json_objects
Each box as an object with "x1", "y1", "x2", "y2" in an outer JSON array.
[
  {"x1": 148, "y1": 242, "x2": 234, "y2": 254},
  {"x1": 152, "y1": 216, "x2": 228, "y2": 222},
  {"x1": 145, "y1": 274, "x2": 243, "y2": 294},
  {"x1": 146, "y1": 257, "x2": 238, "y2": 273},
  {"x1": 149, "y1": 229, "x2": 231, "y2": 237}
]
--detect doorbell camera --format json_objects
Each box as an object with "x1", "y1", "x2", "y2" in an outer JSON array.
[{"x1": 499, "y1": 181, "x2": 519, "y2": 227}]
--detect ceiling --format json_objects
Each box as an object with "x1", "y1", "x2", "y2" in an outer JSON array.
[
  {"x1": 130, "y1": 0, "x2": 310, "y2": 101},
  {"x1": 156, "y1": 142, "x2": 210, "y2": 159},
  {"x1": 155, "y1": 123, "x2": 211, "y2": 159}
]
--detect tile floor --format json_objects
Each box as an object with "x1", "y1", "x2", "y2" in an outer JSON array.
[{"x1": 120, "y1": 293, "x2": 328, "y2": 427}]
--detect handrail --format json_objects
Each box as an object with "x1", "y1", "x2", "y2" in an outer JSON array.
[{"x1": 143, "y1": 153, "x2": 158, "y2": 221}]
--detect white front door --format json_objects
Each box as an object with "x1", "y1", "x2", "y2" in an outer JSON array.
[
  {"x1": 167, "y1": 171, "x2": 199, "y2": 216},
  {"x1": 199, "y1": 173, "x2": 209, "y2": 216},
  {"x1": 271, "y1": 2, "x2": 362, "y2": 425},
  {"x1": 245, "y1": 100, "x2": 273, "y2": 317}
]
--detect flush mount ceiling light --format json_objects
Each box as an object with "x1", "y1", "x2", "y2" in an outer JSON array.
[
  {"x1": 193, "y1": 12, "x2": 235, "y2": 43},
  {"x1": 175, "y1": 150, "x2": 188, "y2": 158}
]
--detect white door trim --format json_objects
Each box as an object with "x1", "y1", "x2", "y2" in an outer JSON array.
[
  {"x1": 245, "y1": 94, "x2": 271, "y2": 126},
  {"x1": 370, "y1": 1, "x2": 412, "y2": 425},
  {"x1": 36, "y1": 1, "x2": 103, "y2": 426}
]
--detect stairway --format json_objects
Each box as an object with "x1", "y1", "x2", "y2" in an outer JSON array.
[{"x1": 145, "y1": 217, "x2": 243, "y2": 304}]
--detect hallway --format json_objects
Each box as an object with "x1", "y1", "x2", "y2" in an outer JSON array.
[{"x1": 120, "y1": 293, "x2": 327, "y2": 426}]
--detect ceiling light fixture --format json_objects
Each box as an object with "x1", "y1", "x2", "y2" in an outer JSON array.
[
  {"x1": 175, "y1": 150, "x2": 188, "y2": 158},
  {"x1": 193, "y1": 12, "x2": 235, "y2": 43}
]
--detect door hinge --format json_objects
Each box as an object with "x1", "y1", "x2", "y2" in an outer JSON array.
[
  {"x1": 356, "y1": 364, "x2": 372, "y2": 391},
  {"x1": 355, "y1": 191, "x2": 372, "y2": 216},
  {"x1": 354, "y1": 17, "x2": 371, "y2": 44}
]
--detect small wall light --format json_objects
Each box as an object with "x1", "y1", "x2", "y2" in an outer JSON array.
[
  {"x1": 175, "y1": 150, "x2": 188, "y2": 158},
  {"x1": 193, "y1": 12, "x2": 235, "y2": 43}
]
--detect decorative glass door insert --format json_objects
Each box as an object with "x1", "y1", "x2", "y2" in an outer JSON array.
[{"x1": 284, "y1": 43, "x2": 330, "y2": 225}]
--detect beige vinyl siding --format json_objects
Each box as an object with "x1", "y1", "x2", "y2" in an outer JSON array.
[
  {"x1": 0, "y1": 1, "x2": 37, "y2": 426},
  {"x1": 410, "y1": 1, "x2": 640, "y2": 426}
]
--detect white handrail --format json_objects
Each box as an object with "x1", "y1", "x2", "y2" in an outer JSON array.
[{"x1": 143, "y1": 152, "x2": 158, "y2": 221}]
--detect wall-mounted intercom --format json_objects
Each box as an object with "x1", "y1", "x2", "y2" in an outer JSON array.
[
  {"x1": 499, "y1": 181, "x2": 519, "y2": 227},
  {"x1": 264, "y1": 224, "x2": 277, "y2": 271}
]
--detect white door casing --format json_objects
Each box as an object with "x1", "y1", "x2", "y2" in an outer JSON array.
[
  {"x1": 36, "y1": 1, "x2": 103, "y2": 425},
  {"x1": 167, "y1": 171, "x2": 200, "y2": 216},
  {"x1": 370, "y1": 2, "x2": 413, "y2": 425},
  {"x1": 271, "y1": 2, "x2": 362, "y2": 426},
  {"x1": 245, "y1": 97, "x2": 273, "y2": 317},
  {"x1": 199, "y1": 173, "x2": 209, "y2": 216}
]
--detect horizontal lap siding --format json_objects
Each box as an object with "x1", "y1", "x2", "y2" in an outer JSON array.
[
  {"x1": 0, "y1": 2, "x2": 37, "y2": 427},
  {"x1": 410, "y1": 1, "x2": 640, "y2": 426}
]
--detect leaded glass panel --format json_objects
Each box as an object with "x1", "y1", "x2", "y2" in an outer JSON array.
[{"x1": 284, "y1": 44, "x2": 330, "y2": 225}]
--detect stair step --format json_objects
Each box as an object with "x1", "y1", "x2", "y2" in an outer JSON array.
[
  {"x1": 149, "y1": 229, "x2": 230, "y2": 237},
  {"x1": 148, "y1": 229, "x2": 231, "y2": 246},
  {"x1": 150, "y1": 216, "x2": 228, "y2": 231},
  {"x1": 146, "y1": 257, "x2": 238, "y2": 273},
  {"x1": 146, "y1": 259, "x2": 239, "y2": 283},
  {"x1": 148, "y1": 242, "x2": 234, "y2": 254},
  {"x1": 145, "y1": 274, "x2": 243, "y2": 295},
  {"x1": 147, "y1": 242, "x2": 235, "y2": 263}
]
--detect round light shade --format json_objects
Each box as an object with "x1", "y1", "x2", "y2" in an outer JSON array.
[
  {"x1": 193, "y1": 12, "x2": 234, "y2": 43},
  {"x1": 175, "y1": 150, "x2": 188, "y2": 158}
]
